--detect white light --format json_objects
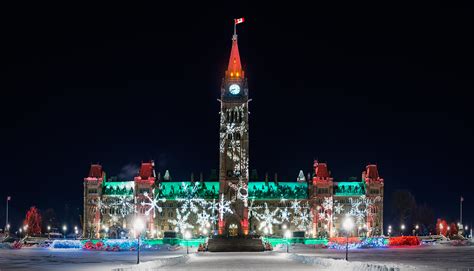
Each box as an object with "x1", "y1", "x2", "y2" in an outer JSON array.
[
  {"x1": 203, "y1": 228, "x2": 208, "y2": 235},
  {"x1": 133, "y1": 218, "x2": 145, "y2": 232},
  {"x1": 284, "y1": 230, "x2": 291, "y2": 239},
  {"x1": 282, "y1": 224, "x2": 287, "y2": 230},
  {"x1": 6, "y1": 224, "x2": 10, "y2": 230},
  {"x1": 447, "y1": 226, "x2": 451, "y2": 231},
  {"x1": 465, "y1": 226, "x2": 469, "y2": 230},
  {"x1": 388, "y1": 228, "x2": 392, "y2": 233},
  {"x1": 439, "y1": 223, "x2": 444, "y2": 230},
  {"x1": 343, "y1": 217, "x2": 354, "y2": 232},
  {"x1": 47, "y1": 225, "x2": 51, "y2": 231},
  {"x1": 206, "y1": 222, "x2": 210, "y2": 228},
  {"x1": 263, "y1": 227, "x2": 269, "y2": 235},
  {"x1": 62, "y1": 225, "x2": 67, "y2": 232},
  {"x1": 23, "y1": 225, "x2": 28, "y2": 231},
  {"x1": 105, "y1": 227, "x2": 109, "y2": 233},
  {"x1": 184, "y1": 231, "x2": 192, "y2": 240},
  {"x1": 75, "y1": 229, "x2": 79, "y2": 234},
  {"x1": 401, "y1": 224, "x2": 405, "y2": 230},
  {"x1": 74, "y1": 226, "x2": 78, "y2": 231},
  {"x1": 388, "y1": 225, "x2": 392, "y2": 229},
  {"x1": 415, "y1": 225, "x2": 419, "y2": 230},
  {"x1": 19, "y1": 228, "x2": 22, "y2": 233}
]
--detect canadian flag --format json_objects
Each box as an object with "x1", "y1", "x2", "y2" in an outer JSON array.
[{"x1": 234, "y1": 18, "x2": 245, "y2": 24}]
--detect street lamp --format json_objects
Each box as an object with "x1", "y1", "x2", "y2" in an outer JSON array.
[
  {"x1": 184, "y1": 231, "x2": 192, "y2": 255},
  {"x1": 47, "y1": 225, "x2": 51, "y2": 239},
  {"x1": 401, "y1": 224, "x2": 405, "y2": 236},
  {"x1": 62, "y1": 225, "x2": 67, "y2": 239},
  {"x1": 284, "y1": 230, "x2": 291, "y2": 253},
  {"x1": 343, "y1": 217, "x2": 354, "y2": 261},
  {"x1": 19, "y1": 228, "x2": 22, "y2": 238},
  {"x1": 133, "y1": 218, "x2": 145, "y2": 264}
]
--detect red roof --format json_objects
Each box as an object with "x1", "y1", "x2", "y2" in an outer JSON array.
[
  {"x1": 139, "y1": 161, "x2": 154, "y2": 179},
  {"x1": 226, "y1": 37, "x2": 242, "y2": 77},
  {"x1": 366, "y1": 165, "x2": 379, "y2": 179},
  {"x1": 88, "y1": 164, "x2": 102, "y2": 178},
  {"x1": 314, "y1": 161, "x2": 330, "y2": 178}
]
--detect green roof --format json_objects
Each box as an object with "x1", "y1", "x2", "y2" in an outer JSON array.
[
  {"x1": 157, "y1": 182, "x2": 219, "y2": 200},
  {"x1": 248, "y1": 181, "x2": 308, "y2": 199},
  {"x1": 103, "y1": 181, "x2": 134, "y2": 196},
  {"x1": 334, "y1": 182, "x2": 365, "y2": 196}
]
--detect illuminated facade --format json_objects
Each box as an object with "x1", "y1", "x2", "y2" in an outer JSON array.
[{"x1": 83, "y1": 23, "x2": 384, "y2": 239}]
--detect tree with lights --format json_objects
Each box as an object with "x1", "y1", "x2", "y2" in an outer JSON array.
[{"x1": 23, "y1": 206, "x2": 42, "y2": 236}]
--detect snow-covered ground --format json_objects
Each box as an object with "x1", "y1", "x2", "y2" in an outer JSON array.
[
  {"x1": 1, "y1": 245, "x2": 473, "y2": 270},
  {"x1": 282, "y1": 243, "x2": 474, "y2": 270},
  {"x1": 0, "y1": 247, "x2": 193, "y2": 271}
]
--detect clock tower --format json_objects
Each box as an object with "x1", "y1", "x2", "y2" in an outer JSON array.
[{"x1": 218, "y1": 22, "x2": 250, "y2": 235}]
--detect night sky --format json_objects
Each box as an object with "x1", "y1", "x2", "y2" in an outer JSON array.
[{"x1": 1, "y1": 4, "x2": 472, "y2": 229}]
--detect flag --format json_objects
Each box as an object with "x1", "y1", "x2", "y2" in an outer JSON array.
[
  {"x1": 234, "y1": 18, "x2": 245, "y2": 24},
  {"x1": 7, "y1": 196, "x2": 10, "y2": 201}
]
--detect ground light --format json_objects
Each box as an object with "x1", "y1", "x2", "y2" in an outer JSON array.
[
  {"x1": 184, "y1": 231, "x2": 192, "y2": 254},
  {"x1": 343, "y1": 217, "x2": 354, "y2": 261},
  {"x1": 284, "y1": 230, "x2": 292, "y2": 253},
  {"x1": 133, "y1": 218, "x2": 144, "y2": 264},
  {"x1": 62, "y1": 225, "x2": 67, "y2": 239}
]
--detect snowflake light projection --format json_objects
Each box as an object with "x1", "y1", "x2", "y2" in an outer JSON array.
[
  {"x1": 176, "y1": 182, "x2": 206, "y2": 214},
  {"x1": 228, "y1": 178, "x2": 249, "y2": 206},
  {"x1": 257, "y1": 203, "x2": 280, "y2": 235},
  {"x1": 196, "y1": 210, "x2": 211, "y2": 230},
  {"x1": 290, "y1": 199, "x2": 302, "y2": 214},
  {"x1": 140, "y1": 192, "x2": 166, "y2": 218},
  {"x1": 279, "y1": 196, "x2": 288, "y2": 204},
  {"x1": 295, "y1": 208, "x2": 312, "y2": 231},
  {"x1": 279, "y1": 207, "x2": 291, "y2": 222},
  {"x1": 218, "y1": 194, "x2": 233, "y2": 220},
  {"x1": 349, "y1": 195, "x2": 372, "y2": 224},
  {"x1": 168, "y1": 209, "x2": 194, "y2": 234},
  {"x1": 334, "y1": 202, "x2": 344, "y2": 215},
  {"x1": 248, "y1": 198, "x2": 262, "y2": 221},
  {"x1": 110, "y1": 196, "x2": 135, "y2": 217},
  {"x1": 219, "y1": 103, "x2": 249, "y2": 178},
  {"x1": 207, "y1": 198, "x2": 219, "y2": 225}
]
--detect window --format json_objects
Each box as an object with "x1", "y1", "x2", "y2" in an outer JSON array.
[{"x1": 88, "y1": 189, "x2": 98, "y2": 194}]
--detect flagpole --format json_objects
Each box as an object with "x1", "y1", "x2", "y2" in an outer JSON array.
[
  {"x1": 5, "y1": 197, "x2": 8, "y2": 232},
  {"x1": 460, "y1": 197, "x2": 463, "y2": 225}
]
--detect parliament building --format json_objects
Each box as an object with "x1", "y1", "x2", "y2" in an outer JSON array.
[{"x1": 83, "y1": 23, "x2": 384, "y2": 240}]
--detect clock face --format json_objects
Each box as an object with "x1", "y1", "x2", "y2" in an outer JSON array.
[{"x1": 229, "y1": 84, "x2": 241, "y2": 95}]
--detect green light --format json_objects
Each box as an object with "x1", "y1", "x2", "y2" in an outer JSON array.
[
  {"x1": 103, "y1": 181, "x2": 134, "y2": 196},
  {"x1": 248, "y1": 182, "x2": 308, "y2": 199},
  {"x1": 334, "y1": 182, "x2": 365, "y2": 196},
  {"x1": 157, "y1": 182, "x2": 219, "y2": 200}
]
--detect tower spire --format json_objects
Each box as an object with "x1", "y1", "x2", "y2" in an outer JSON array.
[{"x1": 227, "y1": 18, "x2": 245, "y2": 78}]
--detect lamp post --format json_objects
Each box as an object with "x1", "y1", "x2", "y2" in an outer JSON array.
[
  {"x1": 343, "y1": 217, "x2": 354, "y2": 261},
  {"x1": 284, "y1": 230, "x2": 291, "y2": 253},
  {"x1": 19, "y1": 228, "x2": 22, "y2": 238},
  {"x1": 47, "y1": 226, "x2": 51, "y2": 239},
  {"x1": 133, "y1": 218, "x2": 145, "y2": 265},
  {"x1": 62, "y1": 225, "x2": 67, "y2": 239},
  {"x1": 401, "y1": 224, "x2": 405, "y2": 236},
  {"x1": 388, "y1": 225, "x2": 392, "y2": 237},
  {"x1": 184, "y1": 231, "x2": 192, "y2": 255}
]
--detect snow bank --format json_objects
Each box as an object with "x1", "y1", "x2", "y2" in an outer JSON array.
[
  {"x1": 288, "y1": 253, "x2": 416, "y2": 271},
  {"x1": 111, "y1": 255, "x2": 189, "y2": 271}
]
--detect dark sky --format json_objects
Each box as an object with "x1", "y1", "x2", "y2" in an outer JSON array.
[{"x1": 1, "y1": 4, "x2": 472, "y2": 229}]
